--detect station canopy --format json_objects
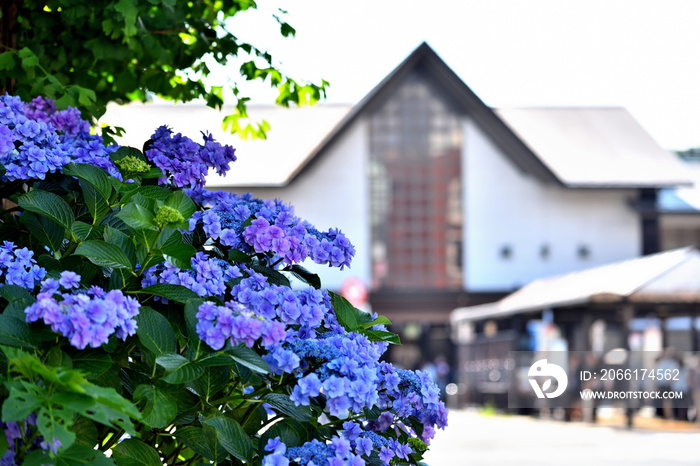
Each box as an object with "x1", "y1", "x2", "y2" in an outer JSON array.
[{"x1": 451, "y1": 247, "x2": 700, "y2": 324}]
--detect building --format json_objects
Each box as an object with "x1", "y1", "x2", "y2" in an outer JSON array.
[{"x1": 106, "y1": 43, "x2": 692, "y2": 372}]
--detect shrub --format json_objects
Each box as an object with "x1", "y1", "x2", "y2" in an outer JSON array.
[{"x1": 0, "y1": 94, "x2": 448, "y2": 466}]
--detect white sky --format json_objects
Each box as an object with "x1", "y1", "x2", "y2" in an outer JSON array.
[{"x1": 207, "y1": 0, "x2": 700, "y2": 151}]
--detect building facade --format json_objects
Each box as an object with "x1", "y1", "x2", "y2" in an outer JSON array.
[{"x1": 107, "y1": 43, "x2": 691, "y2": 372}]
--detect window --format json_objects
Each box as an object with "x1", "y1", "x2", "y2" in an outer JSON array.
[{"x1": 369, "y1": 70, "x2": 463, "y2": 290}]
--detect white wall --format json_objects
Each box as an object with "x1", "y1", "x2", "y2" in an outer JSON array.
[
  {"x1": 229, "y1": 120, "x2": 371, "y2": 291},
  {"x1": 463, "y1": 119, "x2": 642, "y2": 292}
]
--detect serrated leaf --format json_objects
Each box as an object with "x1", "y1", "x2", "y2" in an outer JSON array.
[
  {"x1": 262, "y1": 393, "x2": 314, "y2": 421},
  {"x1": 74, "y1": 240, "x2": 133, "y2": 270},
  {"x1": 174, "y1": 426, "x2": 220, "y2": 461},
  {"x1": 0, "y1": 285, "x2": 34, "y2": 303},
  {"x1": 201, "y1": 416, "x2": 253, "y2": 463},
  {"x1": 116, "y1": 203, "x2": 156, "y2": 231},
  {"x1": 68, "y1": 349, "x2": 112, "y2": 379},
  {"x1": 226, "y1": 345, "x2": 270, "y2": 374},
  {"x1": 361, "y1": 315, "x2": 392, "y2": 329},
  {"x1": 103, "y1": 226, "x2": 137, "y2": 268},
  {"x1": 156, "y1": 353, "x2": 203, "y2": 384},
  {"x1": 112, "y1": 439, "x2": 160, "y2": 466},
  {"x1": 289, "y1": 264, "x2": 321, "y2": 289},
  {"x1": 63, "y1": 163, "x2": 113, "y2": 200},
  {"x1": 164, "y1": 191, "x2": 195, "y2": 219},
  {"x1": 228, "y1": 249, "x2": 251, "y2": 263},
  {"x1": 81, "y1": 183, "x2": 110, "y2": 225},
  {"x1": 330, "y1": 291, "x2": 360, "y2": 332},
  {"x1": 250, "y1": 264, "x2": 290, "y2": 287},
  {"x1": 133, "y1": 384, "x2": 177, "y2": 429},
  {"x1": 135, "y1": 308, "x2": 176, "y2": 356},
  {"x1": 0, "y1": 315, "x2": 35, "y2": 349},
  {"x1": 19, "y1": 212, "x2": 65, "y2": 252},
  {"x1": 18, "y1": 190, "x2": 74, "y2": 230},
  {"x1": 187, "y1": 367, "x2": 230, "y2": 401},
  {"x1": 137, "y1": 284, "x2": 201, "y2": 304},
  {"x1": 362, "y1": 329, "x2": 401, "y2": 345},
  {"x1": 137, "y1": 186, "x2": 172, "y2": 201},
  {"x1": 72, "y1": 221, "x2": 105, "y2": 242}
]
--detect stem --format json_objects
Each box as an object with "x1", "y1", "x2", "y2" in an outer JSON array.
[{"x1": 165, "y1": 442, "x2": 185, "y2": 465}]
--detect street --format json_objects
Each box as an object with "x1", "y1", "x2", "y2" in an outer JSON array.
[{"x1": 423, "y1": 410, "x2": 700, "y2": 465}]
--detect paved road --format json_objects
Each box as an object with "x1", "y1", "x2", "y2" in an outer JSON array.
[{"x1": 422, "y1": 410, "x2": 700, "y2": 465}]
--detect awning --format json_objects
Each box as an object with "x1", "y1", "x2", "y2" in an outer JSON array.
[{"x1": 451, "y1": 247, "x2": 700, "y2": 324}]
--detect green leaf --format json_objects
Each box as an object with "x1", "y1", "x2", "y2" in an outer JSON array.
[
  {"x1": 103, "y1": 226, "x2": 137, "y2": 268},
  {"x1": 116, "y1": 203, "x2": 156, "y2": 231},
  {"x1": 156, "y1": 353, "x2": 203, "y2": 384},
  {"x1": 68, "y1": 349, "x2": 112, "y2": 379},
  {"x1": 201, "y1": 416, "x2": 253, "y2": 463},
  {"x1": 137, "y1": 186, "x2": 172, "y2": 201},
  {"x1": 112, "y1": 439, "x2": 161, "y2": 466},
  {"x1": 0, "y1": 51, "x2": 15, "y2": 71},
  {"x1": 228, "y1": 249, "x2": 251, "y2": 264},
  {"x1": 56, "y1": 444, "x2": 115, "y2": 466},
  {"x1": 361, "y1": 315, "x2": 392, "y2": 329},
  {"x1": 63, "y1": 163, "x2": 113, "y2": 200},
  {"x1": 160, "y1": 241, "x2": 196, "y2": 269},
  {"x1": 0, "y1": 285, "x2": 34, "y2": 303},
  {"x1": 262, "y1": 393, "x2": 314, "y2": 421},
  {"x1": 74, "y1": 240, "x2": 133, "y2": 270},
  {"x1": 135, "y1": 308, "x2": 176, "y2": 357},
  {"x1": 0, "y1": 315, "x2": 35, "y2": 349},
  {"x1": 250, "y1": 263, "x2": 290, "y2": 287},
  {"x1": 19, "y1": 212, "x2": 65, "y2": 252},
  {"x1": 289, "y1": 265, "x2": 321, "y2": 289},
  {"x1": 174, "y1": 426, "x2": 223, "y2": 462},
  {"x1": 330, "y1": 291, "x2": 360, "y2": 332},
  {"x1": 187, "y1": 367, "x2": 230, "y2": 401},
  {"x1": 18, "y1": 190, "x2": 74, "y2": 231},
  {"x1": 362, "y1": 329, "x2": 401, "y2": 345},
  {"x1": 72, "y1": 221, "x2": 105, "y2": 242},
  {"x1": 226, "y1": 345, "x2": 270, "y2": 374},
  {"x1": 70, "y1": 417, "x2": 98, "y2": 448},
  {"x1": 260, "y1": 418, "x2": 307, "y2": 449},
  {"x1": 81, "y1": 183, "x2": 110, "y2": 225},
  {"x1": 137, "y1": 284, "x2": 201, "y2": 304},
  {"x1": 133, "y1": 384, "x2": 177, "y2": 429},
  {"x1": 164, "y1": 191, "x2": 196, "y2": 219}
]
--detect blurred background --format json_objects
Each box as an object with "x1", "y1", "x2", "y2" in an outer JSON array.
[{"x1": 106, "y1": 1, "x2": 700, "y2": 463}]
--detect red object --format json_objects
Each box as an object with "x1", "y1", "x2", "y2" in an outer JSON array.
[{"x1": 340, "y1": 277, "x2": 368, "y2": 307}]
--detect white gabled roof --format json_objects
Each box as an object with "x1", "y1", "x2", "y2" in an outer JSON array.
[{"x1": 495, "y1": 107, "x2": 693, "y2": 188}]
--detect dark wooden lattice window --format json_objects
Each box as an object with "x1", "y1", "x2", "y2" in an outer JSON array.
[{"x1": 369, "y1": 70, "x2": 463, "y2": 290}]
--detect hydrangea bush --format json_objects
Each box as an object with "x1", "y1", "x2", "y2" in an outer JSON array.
[{"x1": 0, "y1": 94, "x2": 447, "y2": 466}]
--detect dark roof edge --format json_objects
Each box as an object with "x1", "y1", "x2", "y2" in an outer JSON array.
[{"x1": 282, "y1": 42, "x2": 564, "y2": 187}]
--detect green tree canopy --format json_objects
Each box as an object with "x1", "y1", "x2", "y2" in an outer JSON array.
[{"x1": 0, "y1": 0, "x2": 327, "y2": 139}]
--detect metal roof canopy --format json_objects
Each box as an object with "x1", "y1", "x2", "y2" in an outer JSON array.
[{"x1": 451, "y1": 247, "x2": 700, "y2": 324}]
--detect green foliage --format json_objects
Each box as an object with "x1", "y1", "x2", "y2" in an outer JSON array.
[{"x1": 1, "y1": 0, "x2": 329, "y2": 139}]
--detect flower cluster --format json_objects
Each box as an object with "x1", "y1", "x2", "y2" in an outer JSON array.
[
  {"x1": 1, "y1": 415, "x2": 60, "y2": 466},
  {"x1": 195, "y1": 300, "x2": 286, "y2": 350},
  {"x1": 0, "y1": 95, "x2": 118, "y2": 181},
  {"x1": 141, "y1": 252, "x2": 242, "y2": 299},
  {"x1": 24, "y1": 272, "x2": 140, "y2": 349},
  {"x1": 144, "y1": 126, "x2": 237, "y2": 188},
  {"x1": 268, "y1": 329, "x2": 385, "y2": 418},
  {"x1": 378, "y1": 367, "x2": 449, "y2": 445},
  {"x1": 186, "y1": 189, "x2": 355, "y2": 269},
  {"x1": 0, "y1": 241, "x2": 46, "y2": 290}
]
